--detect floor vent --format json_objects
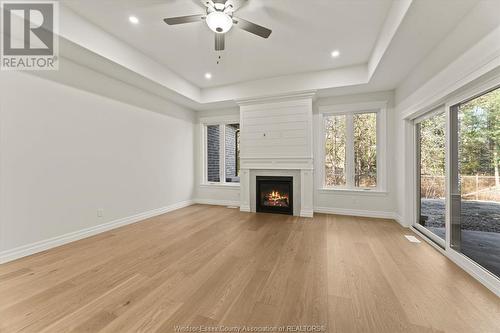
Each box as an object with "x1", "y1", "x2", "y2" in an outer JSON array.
[{"x1": 405, "y1": 235, "x2": 421, "y2": 243}]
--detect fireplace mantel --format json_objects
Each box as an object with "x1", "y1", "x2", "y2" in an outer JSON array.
[{"x1": 238, "y1": 94, "x2": 315, "y2": 217}]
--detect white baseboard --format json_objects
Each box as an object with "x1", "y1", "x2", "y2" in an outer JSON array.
[
  {"x1": 410, "y1": 226, "x2": 500, "y2": 297},
  {"x1": 314, "y1": 206, "x2": 397, "y2": 220},
  {"x1": 194, "y1": 202, "x2": 397, "y2": 221},
  {"x1": 393, "y1": 214, "x2": 408, "y2": 227},
  {"x1": 193, "y1": 198, "x2": 241, "y2": 207},
  {"x1": 0, "y1": 200, "x2": 194, "y2": 264},
  {"x1": 300, "y1": 209, "x2": 314, "y2": 218}
]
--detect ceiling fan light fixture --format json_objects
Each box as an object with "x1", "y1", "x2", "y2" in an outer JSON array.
[{"x1": 206, "y1": 11, "x2": 233, "y2": 33}]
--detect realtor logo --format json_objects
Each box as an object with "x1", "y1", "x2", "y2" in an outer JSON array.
[{"x1": 1, "y1": 1, "x2": 59, "y2": 70}]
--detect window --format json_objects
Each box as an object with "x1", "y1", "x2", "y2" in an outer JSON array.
[
  {"x1": 450, "y1": 86, "x2": 500, "y2": 278},
  {"x1": 354, "y1": 113, "x2": 377, "y2": 187},
  {"x1": 206, "y1": 125, "x2": 220, "y2": 182},
  {"x1": 416, "y1": 111, "x2": 446, "y2": 244},
  {"x1": 204, "y1": 122, "x2": 240, "y2": 184},
  {"x1": 324, "y1": 115, "x2": 347, "y2": 187},
  {"x1": 225, "y1": 124, "x2": 240, "y2": 183},
  {"x1": 323, "y1": 108, "x2": 381, "y2": 190}
]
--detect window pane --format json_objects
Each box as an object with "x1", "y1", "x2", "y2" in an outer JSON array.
[
  {"x1": 206, "y1": 125, "x2": 220, "y2": 182},
  {"x1": 418, "y1": 113, "x2": 446, "y2": 240},
  {"x1": 325, "y1": 115, "x2": 346, "y2": 186},
  {"x1": 354, "y1": 113, "x2": 377, "y2": 187},
  {"x1": 451, "y1": 87, "x2": 500, "y2": 278},
  {"x1": 225, "y1": 124, "x2": 240, "y2": 183}
]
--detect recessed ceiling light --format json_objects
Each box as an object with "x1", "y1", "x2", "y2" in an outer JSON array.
[
  {"x1": 331, "y1": 50, "x2": 340, "y2": 58},
  {"x1": 129, "y1": 16, "x2": 139, "y2": 24},
  {"x1": 205, "y1": 72, "x2": 212, "y2": 80}
]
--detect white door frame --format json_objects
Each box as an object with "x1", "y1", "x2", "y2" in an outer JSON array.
[{"x1": 407, "y1": 75, "x2": 500, "y2": 297}]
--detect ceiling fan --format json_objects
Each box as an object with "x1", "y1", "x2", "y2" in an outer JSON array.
[{"x1": 163, "y1": 0, "x2": 272, "y2": 51}]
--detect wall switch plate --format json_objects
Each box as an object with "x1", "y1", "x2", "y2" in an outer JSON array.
[{"x1": 97, "y1": 208, "x2": 104, "y2": 218}]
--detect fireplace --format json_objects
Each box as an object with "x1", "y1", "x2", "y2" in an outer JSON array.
[{"x1": 256, "y1": 176, "x2": 293, "y2": 215}]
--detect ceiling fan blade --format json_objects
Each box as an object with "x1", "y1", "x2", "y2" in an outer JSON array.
[
  {"x1": 164, "y1": 15, "x2": 205, "y2": 25},
  {"x1": 233, "y1": 17, "x2": 272, "y2": 38},
  {"x1": 215, "y1": 33, "x2": 225, "y2": 51}
]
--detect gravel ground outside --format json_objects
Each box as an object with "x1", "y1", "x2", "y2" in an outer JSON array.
[{"x1": 421, "y1": 198, "x2": 500, "y2": 232}]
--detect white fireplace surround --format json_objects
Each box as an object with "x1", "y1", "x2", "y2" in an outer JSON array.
[
  {"x1": 238, "y1": 93, "x2": 315, "y2": 217},
  {"x1": 241, "y1": 168, "x2": 314, "y2": 217}
]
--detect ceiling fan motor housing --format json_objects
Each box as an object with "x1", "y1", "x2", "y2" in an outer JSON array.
[{"x1": 206, "y1": 9, "x2": 233, "y2": 33}]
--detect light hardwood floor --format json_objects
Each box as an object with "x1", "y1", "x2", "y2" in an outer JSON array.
[{"x1": 0, "y1": 205, "x2": 498, "y2": 333}]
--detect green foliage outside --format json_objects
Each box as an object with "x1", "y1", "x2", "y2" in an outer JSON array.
[
  {"x1": 459, "y1": 88, "x2": 500, "y2": 181},
  {"x1": 354, "y1": 113, "x2": 377, "y2": 187},
  {"x1": 419, "y1": 113, "x2": 446, "y2": 176},
  {"x1": 324, "y1": 113, "x2": 377, "y2": 187},
  {"x1": 325, "y1": 115, "x2": 346, "y2": 186},
  {"x1": 419, "y1": 88, "x2": 500, "y2": 200}
]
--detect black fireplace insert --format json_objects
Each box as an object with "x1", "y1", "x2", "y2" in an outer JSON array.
[{"x1": 256, "y1": 176, "x2": 293, "y2": 215}]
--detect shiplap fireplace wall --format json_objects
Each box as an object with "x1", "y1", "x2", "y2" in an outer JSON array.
[{"x1": 238, "y1": 93, "x2": 315, "y2": 217}]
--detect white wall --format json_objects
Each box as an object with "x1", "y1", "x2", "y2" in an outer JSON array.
[
  {"x1": 240, "y1": 98, "x2": 313, "y2": 159},
  {"x1": 395, "y1": 0, "x2": 500, "y2": 105},
  {"x1": 0, "y1": 68, "x2": 195, "y2": 254}
]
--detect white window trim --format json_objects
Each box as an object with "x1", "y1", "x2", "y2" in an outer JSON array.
[
  {"x1": 200, "y1": 115, "x2": 240, "y2": 187},
  {"x1": 318, "y1": 101, "x2": 387, "y2": 193}
]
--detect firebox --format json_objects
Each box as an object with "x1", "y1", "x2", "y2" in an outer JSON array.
[{"x1": 256, "y1": 176, "x2": 293, "y2": 215}]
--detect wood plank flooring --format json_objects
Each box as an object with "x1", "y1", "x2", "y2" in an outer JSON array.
[{"x1": 0, "y1": 205, "x2": 498, "y2": 332}]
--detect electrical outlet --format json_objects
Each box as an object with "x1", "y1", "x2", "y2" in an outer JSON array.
[{"x1": 97, "y1": 208, "x2": 104, "y2": 218}]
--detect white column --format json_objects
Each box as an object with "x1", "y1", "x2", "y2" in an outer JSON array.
[
  {"x1": 240, "y1": 168, "x2": 251, "y2": 212},
  {"x1": 300, "y1": 169, "x2": 314, "y2": 217}
]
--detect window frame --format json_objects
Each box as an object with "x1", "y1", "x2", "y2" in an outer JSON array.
[
  {"x1": 413, "y1": 109, "x2": 447, "y2": 249},
  {"x1": 318, "y1": 101, "x2": 387, "y2": 192},
  {"x1": 200, "y1": 115, "x2": 241, "y2": 187}
]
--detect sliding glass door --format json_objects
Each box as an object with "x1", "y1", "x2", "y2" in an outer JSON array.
[
  {"x1": 450, "y1": 87, "x2": 500, "y2": 278},
  {"x1": 415, "y1": 112, "x2": 446, "y2": 246}
]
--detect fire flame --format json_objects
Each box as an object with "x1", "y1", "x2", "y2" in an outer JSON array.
[{"x1": 265, "y1": 190, "x2": 289, "y2": 207}]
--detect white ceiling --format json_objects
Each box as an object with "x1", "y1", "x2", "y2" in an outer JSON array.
[
  {"x1": 52, "y1": 0, "x2": 500, "y2": 109},
  {"x1": 62, "y1": 0, "x2": 393, "y2": 88}
]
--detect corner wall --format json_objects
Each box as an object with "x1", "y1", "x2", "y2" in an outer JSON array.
[{"x1": 0, "y1": 63, "x2": 196, "y2": 258}]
